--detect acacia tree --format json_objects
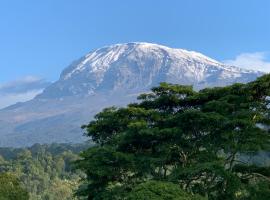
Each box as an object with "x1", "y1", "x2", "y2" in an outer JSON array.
[{"x1": 76, "y1": 74, "x2": 270, "y2": 200}]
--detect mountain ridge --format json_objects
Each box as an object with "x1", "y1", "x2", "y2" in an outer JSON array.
[{"x1": 0, "y1": 42, "x2": 264, "y2": 147}]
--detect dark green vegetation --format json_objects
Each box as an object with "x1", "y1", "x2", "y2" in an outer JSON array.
[
  {"x1": 127, "y1": 181, "x2": 205, "y2": 200},
  {"x1": 1, "y1": 75, "x2": 270, "y2": 199},
  {"x1": 0, "y1": 143, "x2": 92, "y2": 200},
  {"x1": 76, "y1": 74, "x2": 270, "y2": 199},
  {"x1": 0, "y1": 173, "x2": 29, "y2": 200}
]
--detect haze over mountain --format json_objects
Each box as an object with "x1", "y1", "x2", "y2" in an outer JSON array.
[
  {"x1": 0, "y1": 42, "x2": 264, "y2": 147},
  {"x1": 0, "y1": 77, "x2": 51, "y2": 109}
]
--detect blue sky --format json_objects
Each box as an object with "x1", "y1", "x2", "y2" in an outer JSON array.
[{"x1": 0, "y1": 0, "x2": 270, "y2": 104}]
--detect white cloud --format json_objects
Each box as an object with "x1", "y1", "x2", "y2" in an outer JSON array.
[
  {"x1": 224, "y1": 52, "x2": 270, "y2": 73},
  {"x1": 0, "y1": 76, "x2": 51, "y2": 109},
  {"x1": 0, "y1": 90, "x2": 44, "y2": 109}
]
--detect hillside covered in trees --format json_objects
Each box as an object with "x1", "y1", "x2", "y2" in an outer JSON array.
[{"x1": 0, "y1": 143, "x2": 92, "y2": 200}]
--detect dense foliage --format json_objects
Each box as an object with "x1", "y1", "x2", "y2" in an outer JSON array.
[
  {"x1": 77, "y1": 74, "x2": 270, "y2": 199},
  {"x1": 0, "y1": 173, "x2": 29, "y2": 200},
  {"x1": 127, "y1": 181, "x2": 205, "y2": 200},
  {"x1": 0, "y1": 143, "x2": 92, "y2": 200}
]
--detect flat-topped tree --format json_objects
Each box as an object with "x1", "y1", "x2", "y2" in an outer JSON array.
[{"x1": 76, "y1": 74, "x2": 270, "y2": 200}]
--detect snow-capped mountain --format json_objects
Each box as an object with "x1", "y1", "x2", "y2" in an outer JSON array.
[
  {"x1": 38, "y1": 42, "x2": 261, "y2": 99},
  {"x1": 0, "y1": 42, "x2": 264, "y2": 147}
]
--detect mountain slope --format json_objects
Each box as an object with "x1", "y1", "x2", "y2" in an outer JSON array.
[{"x1": 0, "y1": 42, "x2": 264, "y2": 147}]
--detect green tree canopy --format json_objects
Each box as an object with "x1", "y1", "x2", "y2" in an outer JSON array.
[
  {"x1": 77, "y1": 74, "x2": 270, "y2": 199},
  {"x1": 127, "y1": 181, "x2": 205, "y2": 200},
  {"x1": 0, "y1": 173, "x2": 29, "y2": 200},
  {"x1": 0, "y1": 143, "x2": 91, "y2": 200}
]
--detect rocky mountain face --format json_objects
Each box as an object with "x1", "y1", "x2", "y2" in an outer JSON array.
[{"x1": 0, "y1": 42, "x2": 264, "y2": 147}]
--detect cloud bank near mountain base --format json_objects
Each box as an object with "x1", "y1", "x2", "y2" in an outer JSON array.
[{"x1": 0, "y1": 76, "x2": 51, "y2": 109}]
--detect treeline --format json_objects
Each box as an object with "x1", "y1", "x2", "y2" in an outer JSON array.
[{"x1": 0, "y1": 142, "x2": 93, "y2": 200}]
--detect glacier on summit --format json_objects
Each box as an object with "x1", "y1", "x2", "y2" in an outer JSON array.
[
  {"x1": 38, "y1": 42, "x2": 262, "y2": 99},
  {"x1": 0, "y1": 42, "x2": 264, "y2": 146}
]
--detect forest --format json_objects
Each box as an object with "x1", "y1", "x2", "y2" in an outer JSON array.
[
  {"x1": 1, "y1": 74, "x2": 270, "y2": 199},
  {"x1": 0, "y1": 143, "x2": 92, "y2": 200}
]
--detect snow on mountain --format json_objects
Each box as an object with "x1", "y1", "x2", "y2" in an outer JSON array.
[
  {"x1": 37, "y1": 42, "x2": 262, "y2": 99},
  {"x1": 0, "y1": 42, "x2": 264, "y2": 147}
]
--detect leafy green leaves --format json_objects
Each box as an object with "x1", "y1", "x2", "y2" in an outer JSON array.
[
  {"x1": 78, "y1": 74, "x2": 270, "y2": 199},
  {"x1": 127, "y1": 181, "x2": 205, "y2": 200},
  {"x1": 0, "y1": 173, "x2": 29, "y2": 200}
]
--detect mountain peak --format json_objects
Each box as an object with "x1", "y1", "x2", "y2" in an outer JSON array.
[
  {"x1": 120, "y1": 42, "x2": 221, "y2": 63},
  {"x1": 61, "y1": 42, "x2": 222, "y2": 81},
  {"x1": 38, "y1": 42, "x2": 263, "y2": 99}
]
